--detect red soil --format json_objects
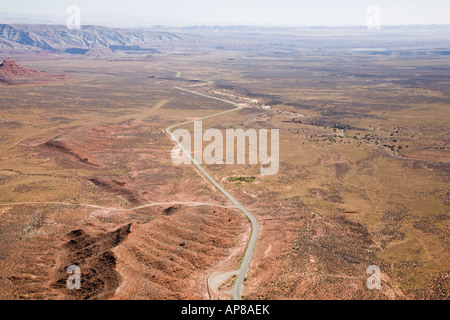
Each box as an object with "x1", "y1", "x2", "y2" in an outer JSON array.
[{"x1": 0, "y1": 58, "x2": 67, "y2": 84}]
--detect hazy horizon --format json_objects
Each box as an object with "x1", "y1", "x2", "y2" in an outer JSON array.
[{"x1": 1, "y1": 0, "x2": 449, "y2": 27}]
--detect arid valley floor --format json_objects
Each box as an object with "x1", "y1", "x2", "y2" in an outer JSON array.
[{"x1": 0, "y1": 25, "x2": 449, "y2": 300}]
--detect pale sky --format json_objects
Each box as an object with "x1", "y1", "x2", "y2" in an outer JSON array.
[{"x1": 1, "y1": 0, "x2": 449, "y2": 26}]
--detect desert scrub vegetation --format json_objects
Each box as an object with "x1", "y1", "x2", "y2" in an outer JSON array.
[{"x1": 227, "y1": 176, "x2": 256, "y2": 183}]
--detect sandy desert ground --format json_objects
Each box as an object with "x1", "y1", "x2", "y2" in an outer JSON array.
[{"x1": 0, "y1": 26, "x2": 449, "y2": 299}]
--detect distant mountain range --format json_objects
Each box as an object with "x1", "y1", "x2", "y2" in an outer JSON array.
[
  {"x1": 0, "y1": 24, "x2": 193, "y2": 52},
  {"x1": 2, "y1": 23, "x2": 450, "y2": 55}
]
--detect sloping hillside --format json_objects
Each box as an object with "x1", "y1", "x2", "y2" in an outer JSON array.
[
  {"x1": 0, "y1": 58, "x2": 67, "y2": 84},
  {"x1": 0, "y1": 24, "x2": 192, "y2": 52}
]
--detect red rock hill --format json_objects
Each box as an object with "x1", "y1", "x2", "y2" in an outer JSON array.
[{"x1": 0, "y1": 58, "x2": 67, "y2": 84}]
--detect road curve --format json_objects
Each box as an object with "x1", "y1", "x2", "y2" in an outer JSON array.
[{"x1": 165, "y1": 87, "x2": 260, "y2": 300}]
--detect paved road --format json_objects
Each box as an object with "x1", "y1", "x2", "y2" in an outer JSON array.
[
  {"x1": 0, "y1": 80, "x2": 259, "y2": 300},
  {"x1": 165, "y1": 87, "x2": 260, "y2": 300}
]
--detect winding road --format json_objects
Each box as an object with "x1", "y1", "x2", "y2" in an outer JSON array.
[
  {"x1": 0, "y1": 69, "x2": 260, "y2": 300},
  {"x1": 165, "y1": 86, "x2": 260, "y2": 300}
]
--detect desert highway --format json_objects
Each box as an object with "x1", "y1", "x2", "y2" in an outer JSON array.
[{"x1": 165, "y1": 87, "x2": 260, "y2": 300}]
